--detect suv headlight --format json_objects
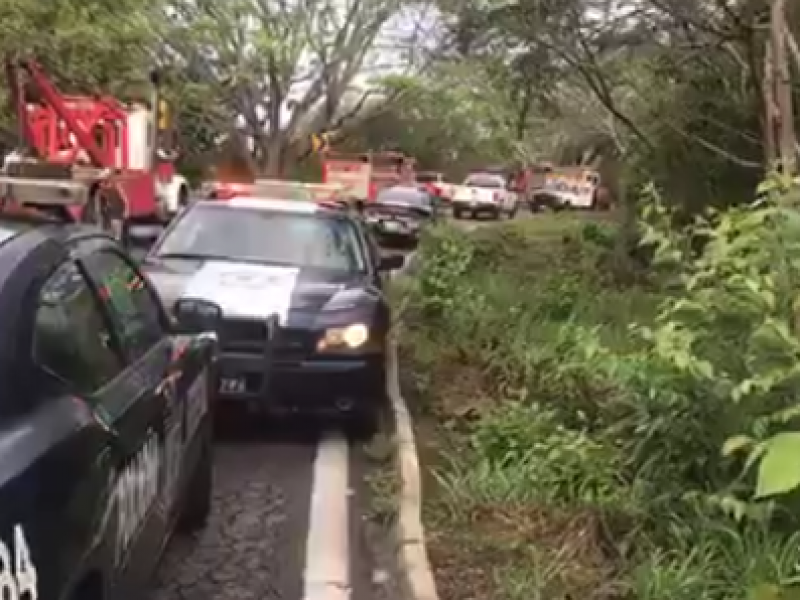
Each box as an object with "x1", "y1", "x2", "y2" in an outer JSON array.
[{"x1": 317, "y1": 323, "x2": 369, "y2": 351}]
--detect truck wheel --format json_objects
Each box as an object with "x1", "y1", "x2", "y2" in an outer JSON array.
[
  {"x1": 178, "y1": 438, "x2": 213, "y2": 533},
  {"x1": 508, "y1": 205, "x2": 517, "y2": 219},
  {"x1": 82, "y1": 186, "x2": 121, "y2": 237},
  {"x1": 453, "y1": 208, "x2": 463, "y2": 219},
  {"x1": 178, "y1": 185, "x2": 189, "y2": 209},
  {"x1": 348, "y1": 407, "x2": 379, "y2": 441}
]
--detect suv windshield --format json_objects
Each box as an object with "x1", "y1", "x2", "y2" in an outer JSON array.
[
  {"x1": 416, "y1": 174, "x2": 441, "y2": 183},
  {"x1": 154, "y1": 204, "x2": 366, "y2": 272},
  {"x1": 464, "y1": 173, "x2": 505, "y2": 188},
  {"x1": 375, "y1": 188, "x2": 431, "y2": 208}
]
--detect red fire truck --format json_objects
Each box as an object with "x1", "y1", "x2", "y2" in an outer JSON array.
[
  {"x1": 1, "y1": 57, "x2": 189, "y2": 236},
  {"x1": 322, "y1": 151, "x2": 416, "y2": 201}
]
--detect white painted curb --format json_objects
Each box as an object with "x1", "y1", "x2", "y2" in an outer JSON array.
[
  {"x1": 386, "y1": 250, "x2": 439, "y2": 600},
  {"x1": 387, "y1": 338, "x2": 438, "y2": 600}
]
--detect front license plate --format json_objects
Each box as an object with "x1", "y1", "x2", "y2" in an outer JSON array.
[
  {"x1": 382, "y1": 220, "x2": 402, "y2": 232},
  {"x1": 219, "y1": 377, "x2": 246, "y2": 394}
]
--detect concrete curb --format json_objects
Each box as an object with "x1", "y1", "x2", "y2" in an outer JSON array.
[
  {"x1": 387, "y1": 337, "x2": 438, "y2": 600},
  {"x1": 386, "y1": 250, "x2": 439, "y2": 600}
]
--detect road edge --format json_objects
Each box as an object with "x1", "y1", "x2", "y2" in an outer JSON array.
[{"x1": 387, "y1": 252, "x2": 439, "y2": 600}]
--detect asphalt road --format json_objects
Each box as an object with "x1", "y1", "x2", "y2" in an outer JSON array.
[{"x1": 149, "y1": 425, "x2": 388, "y2": 600}]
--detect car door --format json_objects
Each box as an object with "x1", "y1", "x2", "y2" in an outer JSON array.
[
  {"x1": 23, "y1": 257, "x2": 129, "y2": 600},
  {"x1": 75, "y1": 242, "x2": 184, "y2": 596}
]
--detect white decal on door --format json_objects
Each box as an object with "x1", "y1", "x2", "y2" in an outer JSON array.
[
  {"x1": 0, "y1": 524, "x2": 38, "y2": 599},
  {"x1": 114, "y1": 430, "x2": 162, "y2": 563}
]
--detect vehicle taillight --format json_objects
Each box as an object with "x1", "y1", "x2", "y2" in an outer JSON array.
[
  {"x1": 432, "y1": 185, "x2": 441, "y2": 196},
  {"x1": 493, "y1": 191, "x2": 502, "y2": 202}
]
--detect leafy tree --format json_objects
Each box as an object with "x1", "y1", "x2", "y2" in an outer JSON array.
[{"x1": 164, "y1": 0, "x2": 427, "y2": 176}]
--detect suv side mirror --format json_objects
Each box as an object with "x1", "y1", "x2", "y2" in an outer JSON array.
[{"x1": 171, "y1": 299, "x2": 222, "y2": 333}]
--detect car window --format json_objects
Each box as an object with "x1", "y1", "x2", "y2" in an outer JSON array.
[
  {"x1": 83, "y1": 250, "x2": 164, "y2": 361},
  {"x1": 464, "y1": 174, "x2": 505, "y2": 188},
  {"x1": 416, "y1": 174, "x2": 439, "y2": 183},
  {"x1": 33, "y1": 261, "x2": 124, "y2": 393},
  {"x1": 376, "y1": 189, "x2": 432, "y2": 207},
  {"x1": 155, "y1": 204, "x2": 368, "y2": 273}
]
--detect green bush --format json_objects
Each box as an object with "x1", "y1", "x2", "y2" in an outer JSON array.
[{"x1": 403, "y1": 182, "x2": 800, "y2": 599}]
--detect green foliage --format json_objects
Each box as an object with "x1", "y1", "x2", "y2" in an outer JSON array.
[
  {"x1": 341, "y1": 66, "x2": 521, "y2": 174},
  {"x1": 401, "y1": 186, "x2": 800, "y2": 598}
]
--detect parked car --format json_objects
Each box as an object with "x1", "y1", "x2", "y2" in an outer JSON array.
[
  {"x1": 142, "y1": 197, "x2": 400, "y2": 437},
  {"x1": 0, "y1": 211, "x2": 217, "y2": 600},
  {"x1": 361, "y1": 185, "x2": 437, "y2": 248}
]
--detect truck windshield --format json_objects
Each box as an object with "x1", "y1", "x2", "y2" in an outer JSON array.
[
  {"x1": 416, "y1": 174, "x2": 440, "y2": 183},
  {"x1": 464, "y1": 174, "x2": 505, "y2": 188},
  {"x1": 154, "y1": 204, "x2": 366, "y2": 273}
]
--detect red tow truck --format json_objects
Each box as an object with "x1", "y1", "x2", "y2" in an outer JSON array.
[{"x1": 1, "y1": 57, "x2": 189, "y2": 237}]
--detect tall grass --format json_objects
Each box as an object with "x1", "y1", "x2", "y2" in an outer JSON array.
[{"x1": 400, "y1": 212, "x2": 800, "y2": 600}]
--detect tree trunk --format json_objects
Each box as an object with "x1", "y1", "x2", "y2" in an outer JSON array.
[
  {"x1": 259, "y1": 137, "x2": 287, "y2": 178},
  {"x1": 771, "y1": 0, "x2": 797, "y2": 175},
  {"x1": 763, "y1": 38, "x2": 777, "y2": 167}
]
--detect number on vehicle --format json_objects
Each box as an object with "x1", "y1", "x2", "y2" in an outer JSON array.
[
  {"x1": 114, "y1": 431, "x2": 162, "y2": 563},
  {"x1": 0, "y1": 524, "x2": 37, "y2": 599}
]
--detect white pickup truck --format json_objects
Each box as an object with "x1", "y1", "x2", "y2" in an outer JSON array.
[{"x1": 450, "y1": 172, "x2": 518, "y2": 220}]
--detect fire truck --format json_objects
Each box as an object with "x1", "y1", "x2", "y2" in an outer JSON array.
[
  {"x1": 1, "y1": 57, "x2": 189, "y2": 236},
  {"x1": 322, "y1": 151, "x2": 416, "y2": 201}
]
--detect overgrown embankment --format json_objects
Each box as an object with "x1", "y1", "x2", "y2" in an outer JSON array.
[{"x1": 397, "y1": 197, "x2": 800, "y2": 600}]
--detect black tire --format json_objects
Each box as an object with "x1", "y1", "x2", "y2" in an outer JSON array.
[
  {"x1": 178, "y1": 185, "x2": 189, "y2": 209},
  {"x1": 82, "y1": 186, "x2": 124, "y2": 238},
  {"x1": 177, "y1": 440, "x2": 213, "y2": 533},
  {"x1": 508, "y1": 205, "x2": 517, "y2": 219},
  {"x1": 453, "y1": 208, "x2": 463, "y2": 219},
  {"x1": 81, "y1": 186, "x2": 108, "y2": 229},
  {"x1": 348, "y1": 407, "x2": 379, "y2": 442}
]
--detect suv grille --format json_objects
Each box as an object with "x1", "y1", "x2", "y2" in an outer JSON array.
[
  {"x1": 273, "y1": 328, "x2": 318, "y2": 360},
  {"x1": 220, "y1": 319, "x2": 268, "y2": 352}
]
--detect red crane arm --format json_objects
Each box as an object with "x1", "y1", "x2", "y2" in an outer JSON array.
[{"x1": 10, "y1": 58, "x2": 108, "y2": 167}]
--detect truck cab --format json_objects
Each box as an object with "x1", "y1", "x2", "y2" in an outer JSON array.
[{"x1": 451, "y1": 172, "x2": 518, "y2": 220}]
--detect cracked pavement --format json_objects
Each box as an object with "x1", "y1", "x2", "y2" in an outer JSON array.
[
  {"x1": 150, "y1": 440, "x2": 314, "y2": 600},
  {"x1": 149, "y1": 426, "x2": 401, "y2": 600}
]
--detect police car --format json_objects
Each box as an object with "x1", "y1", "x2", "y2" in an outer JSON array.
[
  {"x1": 0, "y1": 212, "x2": 217, "y2": 600},
  {"x1": 142, "y1": 197, "x2": 402, "y2": 436}
]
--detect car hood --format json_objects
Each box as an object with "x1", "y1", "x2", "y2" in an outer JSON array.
[{"x1": 143, "y1": 258, "x2": 380, "y2": 327}]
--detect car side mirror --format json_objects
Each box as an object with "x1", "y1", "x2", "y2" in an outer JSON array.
[
  {"x1": 171, "y1": 298, "x2": 222, "y2": 333},
  {"x1": 379, "y1": 254, "x2": 404, "y2": 271}
]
